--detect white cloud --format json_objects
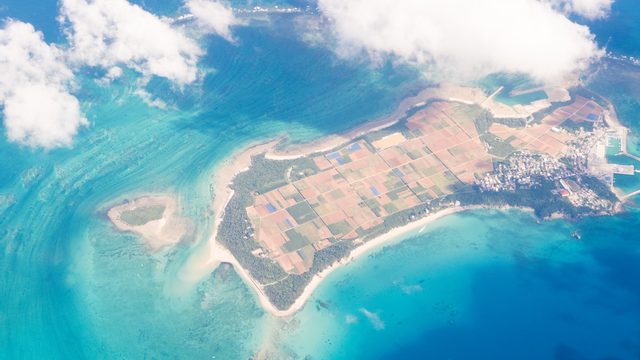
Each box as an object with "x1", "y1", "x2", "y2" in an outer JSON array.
[
  {"x1": 0, "y1": 20, "x2": 87, "y2": 149},
  {"x1": 546, "y1": 0, "x2": 614, "y2": 19},
  {"x1": 5, "y1": 84, "x2": 85, "y2": 148},
  {"x1": 317, "y1": 0, "x2": 605, "y2": 85},
  {"x1": 0, "y1": 0, "x2": 241, "y2": 148},
  {"x1": 59, "y1": 0, "x2": 204, "y2": 85},
  {"x1": 134, "y1": 88, "x2": 168, "y2": 109},
  {"x1": 105, "y1": 66, "x2": 123, "y2": 81},
  {"x1": 185, "y1": 0, "x2": 238, "y2": 41}
]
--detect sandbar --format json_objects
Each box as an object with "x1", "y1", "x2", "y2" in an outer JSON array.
[{"x1": 108, "y1": 195, "x2": 189, "y2": 251}]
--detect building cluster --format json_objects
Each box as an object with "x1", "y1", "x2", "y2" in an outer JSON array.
[
  {"x1": 477, "y1": 152, "x2": 572, "y2": 192},
  {"x1": 477, "y1": 138, "x2": 615, "y2": 212},
  {"x1": 564, "y1": 128, "x2": 606, "y2": 173},
  {"x1": 559, "y1": 179, "x2": 611, "y2": 211}
]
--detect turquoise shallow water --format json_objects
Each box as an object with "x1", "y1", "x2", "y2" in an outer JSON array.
[
  {"x1": 278, "y1": 209, "x2": 640, "y2": 359},
  {"x1": 0, "y1": 4, "x2": 425, "y2": 358},
  {"x1": 1, "y1": 1, "x2": 639, "y2": 359}
]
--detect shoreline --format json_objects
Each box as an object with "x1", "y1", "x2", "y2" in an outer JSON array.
[
  {"x1": 171, "y1": 139, "x2": 284, "y2": 292},
  {"x1": 269, "y1": 204, "x2": 529, "y2": 317},
  {"x1": 264, "y1": 83, "x2": 538, "y2": 160},
  {"x1": 205, "y1": 140, "x2": 288, "y2": 309},
  {"x1": 264, "y1": 87, "x2": 438, "y2": 159},
  {"x1": 223, "y1": 203, "x2": 536, "y2": 318}
]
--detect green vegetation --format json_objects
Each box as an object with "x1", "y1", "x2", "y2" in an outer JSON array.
[
  {"x1": 383, "y1": 203, "x2": 398, "y2": 214},
  {"x1": 264, "y1": 241, "x2": 353, "y2": 310},
  {"x1": 481, "y1": 133, "x2": 516, "y2": 158},
  {"x1": 290, "y1": 157, "x2": 320, "y2": 181},
  {"x1": 472, "y1": 109, "x2": 525, "y2": 136},
  {"x1": 385, "y1": 178, "x2": 405, "y2": 191},
  {"x1": 329, "y1": 188, "x2": 345, "y2": 198},
  {"x1": 218, "y1": 155, "x2": 295, "y2": 284},
  {"x1": 328, "y1": 220, "x2": 352, "y2": 236},
  {"x1": 283, "y1": 229, "x2": 309, "y2": 252},
  {"x1": 362, "y1": 99, "x2": 450, "y2": 144},
  {"x1": 471, "y1": 108, "x2": 530, "y2": 160},
  {"x1": 120, "y1": 205, "x2": 165, "y2": 226},
  {"x1": 471, "y1": 110, "x2": 494, "y2": 134},
  {"x1": 287, "y1": 202, "x2": 317, "y2": 224},
  {"x1": 572, "y1": 87, "x2": 609, "y2": 109},
  {"x1": 529, "y1": 93, "x2": 575, "y2": 124},
  {"x1": 578, "y1": 175, "x2": 618, "y2": 203},
  {"x1": 560, "y1": 119, "x2": 594, "y2": 133},
  {"x1": 219, "y1": 155, "x2": 360, "y2": 309},
  {"x1": 360, "y1": 203, "x2": 432, "y2": 240},
  {"x1": 448, "y1": 176, "x2": 611, "y2": 219},
  {"x1": 364, "y1": 199, "x2": 383, "y2": 217}
]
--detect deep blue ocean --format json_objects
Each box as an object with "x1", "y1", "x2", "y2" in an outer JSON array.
[{"x1": 0, "y1": 1, "x2": 639, "y2": 359}]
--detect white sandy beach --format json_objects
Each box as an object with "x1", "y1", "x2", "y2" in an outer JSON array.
[
  {"x1": 108, "y1": 195, "x2": 189, "y2": 251},
  {"x1": 270, "y1": 206, "x2": 474, "y2": 317},
  {"x1": 265, "y1": 205, "x2": 538, "y2": 317},
  {"x1": 209, "y1": 201, "x2": 533, "y2": 318}
]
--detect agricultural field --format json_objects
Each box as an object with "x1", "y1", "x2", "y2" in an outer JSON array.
[{"x1": 245, "y1": 98, "x2": 604, "y2": 274}]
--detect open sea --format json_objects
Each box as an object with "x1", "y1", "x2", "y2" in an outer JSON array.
[{"x1": 0, "y1": 1, "x2": 639, "y2": 359}]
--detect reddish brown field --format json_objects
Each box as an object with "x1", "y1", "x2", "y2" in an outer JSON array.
[
  {"x1": 408, "y1": 102, "x2": 492, "y2": 184},
  {"x1": 246, "y1": 99, "x2": 600, "y2": 274}
]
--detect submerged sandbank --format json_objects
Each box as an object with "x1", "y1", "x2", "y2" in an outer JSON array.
[{"x1": 172, "y1": 140, "x2": 284, "y2": 291}]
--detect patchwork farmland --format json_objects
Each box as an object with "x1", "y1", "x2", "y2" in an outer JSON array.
[
  {"x1": 246, "y1": 102, "x2": 494, "y2": 274},
  {"x1": 245, "y1": 98, "x2": 606, "y2": 274}
]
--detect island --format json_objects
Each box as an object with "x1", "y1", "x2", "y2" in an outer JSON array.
[
  {"x1": 109, "y1": 83, "x2": 639, "y2": 317},
  {"x1": 209, "y1": 83, "x2": 639, "y2": 316}
]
